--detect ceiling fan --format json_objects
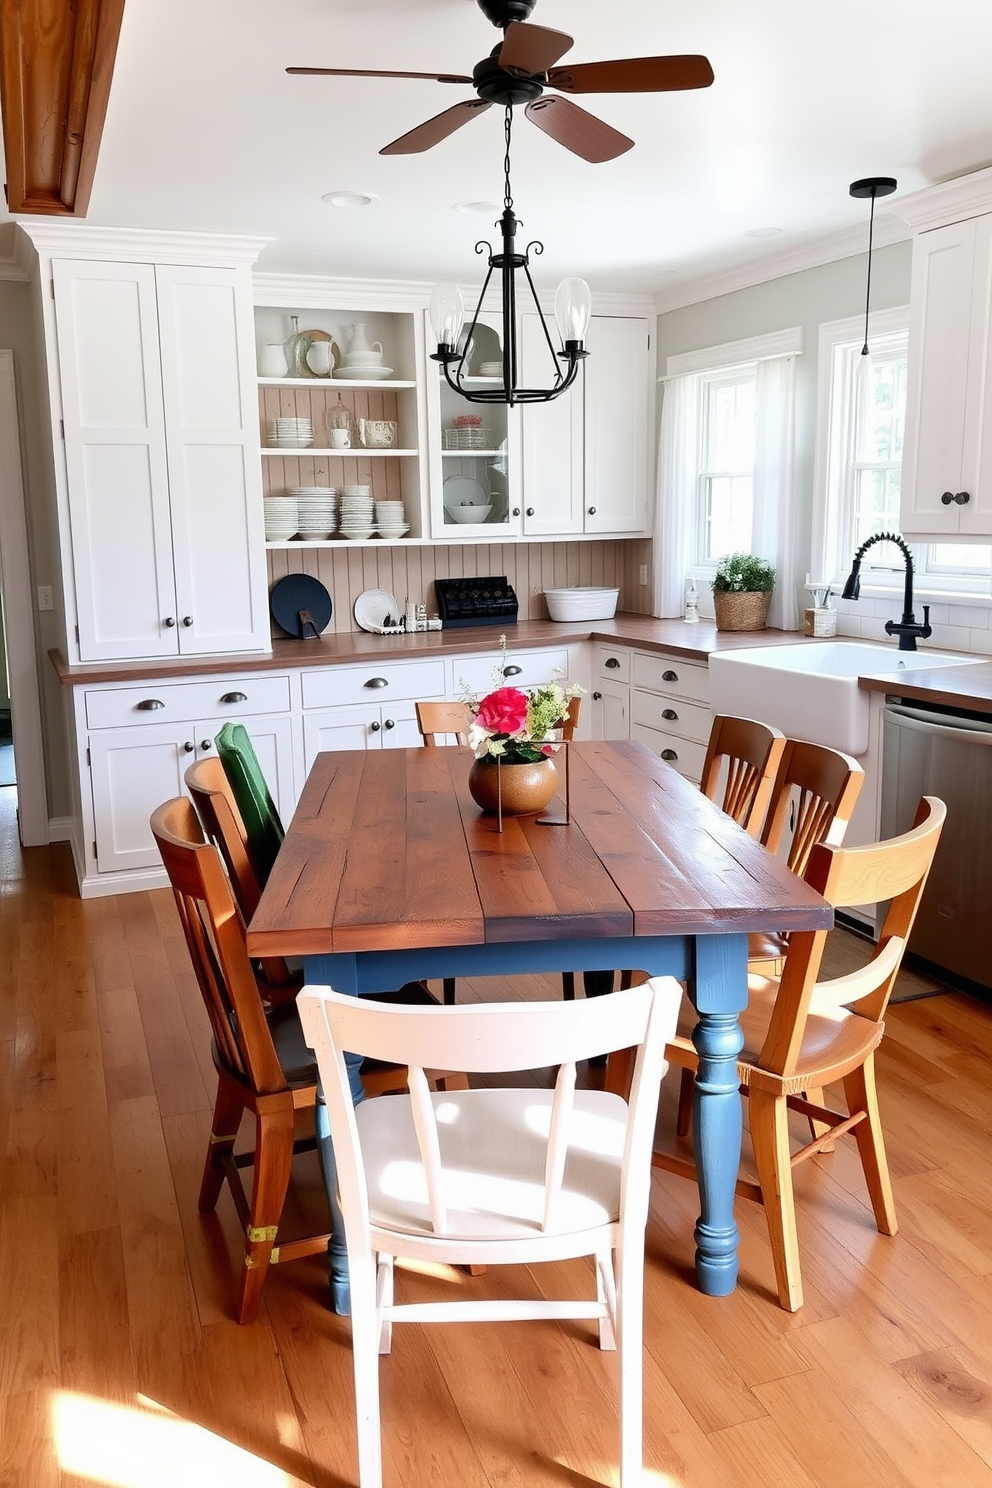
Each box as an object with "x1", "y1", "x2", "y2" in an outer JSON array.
[{"x1": 288, "y1": 0, "x2": 714, "y2": 164}]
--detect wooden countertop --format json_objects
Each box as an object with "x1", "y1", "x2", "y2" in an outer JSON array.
[
  {"x1": 49, "y1": 615, "x2": 814, "y2": 686},
  {"x1": 858, "y1": 661, "x2": 992, "y2": 715}
]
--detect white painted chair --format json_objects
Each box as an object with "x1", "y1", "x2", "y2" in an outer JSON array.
[{"x1": 297, "y1": 977, "x2": 683, "y2": 1488}]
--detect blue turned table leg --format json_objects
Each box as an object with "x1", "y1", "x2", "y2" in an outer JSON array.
[{"x1": 689, "y1": 932, "x2": 748, "y2": 1296}]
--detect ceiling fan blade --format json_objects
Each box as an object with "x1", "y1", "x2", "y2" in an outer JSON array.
[
  {"x1": 380, "y1": 99, "x2": 492, "y2": 155},
  {"x1": 524, "y1": 96, "x2": 632, "y2": 163},
  {"x1": 287, "y1": 66, "x2": 473, "y2": 85},
  {"x1": 499, "y1": 20, "x2": 574, "y2": 77},
  {"x1": 547, "y1": 55, "x2": 714, "y2": 94}
]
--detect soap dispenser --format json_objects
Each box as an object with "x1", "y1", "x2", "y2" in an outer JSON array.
[{"x1": 684, "y1": 576, "x2": 699, "y2": 623}]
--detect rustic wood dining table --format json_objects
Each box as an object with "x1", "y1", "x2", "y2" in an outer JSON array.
[{"x1": 246, "y1": 738, "x2": 832, "y2": 1297}]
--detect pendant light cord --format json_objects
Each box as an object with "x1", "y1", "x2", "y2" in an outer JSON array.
[
  {"x1": 503, "y1": 106, "x2": 514, "y2": 212},
  {"x1": 862, "y1": 188, "x2": 877, "y2": 358}
]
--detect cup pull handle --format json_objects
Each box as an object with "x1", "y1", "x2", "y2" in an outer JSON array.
[
  {"x1": 136, "y1": 698, "x2": 164, "y2": 711},
  {"x1": 660, "y1": 748, "x2": 678, "y2": 762},
  {"x1": 662, "y1": 708, "x2": 678, "y2": 721},
  {"x1": 604, "y1": 657, "x2": 620, "y2": 669},
  {"x1": 220, "y1": 691, "x2": 247, "y2": 704},
  {"x1": 364, "y1": 677, "x2": 388, "y2": 689},
  {"x1": 503, "y1": 664, "x2": 522, "y2": 677},
  {"x1": 662, "y1": 670, "x2": 678, "y2": 682}
]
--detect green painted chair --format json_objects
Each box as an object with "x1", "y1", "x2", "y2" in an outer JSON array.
[{"x1": 214, "y1": 721, "x2": 285, "y2": 888}]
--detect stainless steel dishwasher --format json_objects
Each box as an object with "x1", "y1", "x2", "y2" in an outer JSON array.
[{"x1": 881, "y1": 701, "x2": 992, "y2": 989}]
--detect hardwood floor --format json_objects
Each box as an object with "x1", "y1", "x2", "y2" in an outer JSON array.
[{"x1": 1, "y1": 781, "x2": 991, "y2": 1487}]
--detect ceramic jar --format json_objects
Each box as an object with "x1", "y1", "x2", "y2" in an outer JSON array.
[{"x1": 467, "y1": 757, "x2": 559, "y2": 816}]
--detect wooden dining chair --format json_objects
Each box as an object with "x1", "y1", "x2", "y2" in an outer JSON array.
[
  {"x1": 151, "y1": 796, "x2": 455, "y2": 1324},
  {"x1": 656, "y1": 795, "x2": 946, "y2": 1312},
  {"x1": 214, "y1": 720, "x2": 285, "y2": 887},
  {"x1": 297, "y1": 976, "x2": 683, "y2": 1488},
  {"x1": 698, "y1": 715, "x2": 787, "y2": 837}
]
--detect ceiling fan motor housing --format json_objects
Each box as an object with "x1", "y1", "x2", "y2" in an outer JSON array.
[
  {"x1": 477, "y1": 0, "x2": 537, "y2": 27},
  {"x1": 474, "y1": 51, "x2": 544, "y2": 105}
]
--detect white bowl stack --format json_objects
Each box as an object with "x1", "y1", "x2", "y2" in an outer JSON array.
[
  {"x1": 339, "y1": 484, "x2": 375, "y2": 539},
  {"x1": 289, "y1": 485, "x2": 337, "y2": 539},
  {"x1": 267, "y1": 416, "x2": 313, "y2": 449},
  {"x1": 374, "y1": 500, "x2": 409, "y2": 539},
  {"x1": 263, "y1": 496, "x2": 299, "y2": 541}
]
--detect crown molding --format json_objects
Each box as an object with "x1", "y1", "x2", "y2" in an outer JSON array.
[
  {"x1": 15, "y1": 222, "x2": 272, "y2": 266},
  {"x1": 0, "y1": 224, "x2": 32, "y2": 281},
  {"x1": 651, "y1": 216, "x2": 909, "y2": 316},
  {"x1": 253, "y1": 270, "x2": 655, "y2": 318},
  {"x1": 891, "y1": 164, "x2": 992, "y2": 231}
]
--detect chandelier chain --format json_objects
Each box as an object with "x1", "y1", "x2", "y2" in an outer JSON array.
[{"x1": 503, "y1": 107, "x2": 513, "y2": 211}]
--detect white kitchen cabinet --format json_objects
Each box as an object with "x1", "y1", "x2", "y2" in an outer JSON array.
[
  {"x1": 299, "y1": 657, "x2": 446, "y2": 768},
  {"x1": 75, "y1": 671, "x2": 298, "y2": 886},
  {"x1": 52, "y1": 257, "x2": 269, "y2": 661},
  {"x1": 520, "y1": 315, "x2": 651, "y2": 538},
  {"x1": 629, "y1": 652, "x2": 711, "y2": 782},
  {"x1": 901, "y1": 214, "x2": 992, "y2": 539},
  {"x1": 588, "y1": 645, "x2": 631, "y2": 741}
]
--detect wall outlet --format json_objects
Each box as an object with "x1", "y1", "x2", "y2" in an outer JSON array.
[
  {"x1": 37, "y1": 585, "x2": 53, "y2": 611},
  {"x1": 638, "y1": 565, "x2": 648, "y2": 586}
]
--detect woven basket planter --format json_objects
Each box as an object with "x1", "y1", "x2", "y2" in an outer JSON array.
[{"x1": 713, "y1": 588, "x2": 772, "y2": 632}]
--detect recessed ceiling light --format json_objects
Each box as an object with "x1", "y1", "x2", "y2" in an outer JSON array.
[
  {"x1": 322, "y1": 191, "x2": 378, "y2": 208},
  {"x1": 744, "y1": 226, "x2": 784, "y2": 239},
  {"x1": 453, "y1": 200, "x2": 499, "y2": 214}
]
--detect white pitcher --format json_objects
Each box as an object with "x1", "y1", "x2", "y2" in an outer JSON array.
[
  {"x1": 344, "y1": 323, "x2": 383, "y2": 364},
  {"x1": 306, "y1": 340, "x2": 334, "y2": 377}
]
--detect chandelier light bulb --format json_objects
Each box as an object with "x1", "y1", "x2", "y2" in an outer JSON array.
[
  {"x1": 428, "y1": 282, "x2": 465, "y2": 350},
  {"x1": 554, "y1": 278, "x2": 592, "y2": 348}
]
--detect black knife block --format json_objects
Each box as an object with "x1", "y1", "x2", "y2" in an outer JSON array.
[{"x1": 433, "y1": 576, "x2": 519, "y2": 629}]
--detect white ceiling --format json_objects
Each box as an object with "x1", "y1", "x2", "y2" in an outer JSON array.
[{"x1": 8, "y1": 0, "x2": 992, "y2": 302}]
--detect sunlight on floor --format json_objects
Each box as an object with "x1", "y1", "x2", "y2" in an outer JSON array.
[{"x1": 53, "y1": 1392, "x2": 292, "y2": 1487}]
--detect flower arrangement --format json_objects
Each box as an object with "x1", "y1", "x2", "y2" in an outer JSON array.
[{"x1": 461, "y1": 636, "x2": 583, "y2": 766}]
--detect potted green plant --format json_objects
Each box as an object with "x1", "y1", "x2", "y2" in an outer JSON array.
[{"x1": 711, "y1": 552, "x2": 776, "y2": 632}]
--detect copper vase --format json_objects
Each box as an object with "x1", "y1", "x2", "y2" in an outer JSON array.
[{"x1": 468, "y1": 757, "x2": 559, "y2": 817}]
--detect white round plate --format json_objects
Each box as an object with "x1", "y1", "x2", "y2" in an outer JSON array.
[
  {"x1": 442, "y1": 474, "x2": 488, "y2": 508},
  {"x1": 354, "y1": 588, "x2": 399, "y2": 631},
  {"x1": 334, "y1": 365, "x2": 395, "y2": 381}
]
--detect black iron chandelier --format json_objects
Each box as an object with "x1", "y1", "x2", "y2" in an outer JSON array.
[{"x1": 429, "y1": 107, "x2": 591, "y2": 405}]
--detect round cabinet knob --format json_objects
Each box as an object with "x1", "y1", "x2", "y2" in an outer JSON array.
[
  {"x1": 660, "y1": 748, "x2": 678, "y2": 762},
  {"x1": 526, "y1": 507, "x2": 535, "y2": 517},
  {"x1": 587, "y1": 506, "x2": 597, "y2": 516},
  {"x1": 592, "y1": 691, "x2": 603, "y2": 701},
  {"x1": 383, "y1": 718, "x2": 395, "y2": 730},
  {"x1": 182, "y1": 616, "x2": 193, "y2": 627},
  {"x1": 511, "y1": 507, "x2": 521, "y2": 517},
  {"x1": 604, "y1": 657, "x2": 620, "y2": 669},
  {"x1": 200, "y1": 739, "x2": 213, "y2": 752},
  {"x1": 164, "y1": 616, "x2": 176, "y2": 628},
  {"x1": 662, "y1": 670, "x2": 678, "y2": 682},
  {"x1": 955, "y1": 491, "x2": 971, "y2": 505},
  {"x1": 941, "y1": 491, "x2": 954, "y2": 505},
  {"x1": 370, "y1": 720, "x2": 381, "y2": 732},
  {"x1": 182, "y1": 741, "x2": 194, "y2": 754},
  {"x1": 662, "y1": 708, "x2": 678, "y2": 721}
]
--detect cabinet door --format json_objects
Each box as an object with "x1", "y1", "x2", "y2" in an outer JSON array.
[
  {"x1": 590, "y1": 678, "x2": 629, "y2": 740},
  {"x1": 90, "y1": 713, "x2": 295, "y2": 875},
  {"x1": 520, "y1": 312, "x2": 583, "y2": 535},
  {"x1": 584, "y1": 317, "x2": 650, "y2": 534},
  {"x1": 54, "y1": 260, "x2": 178, "y2": 662},
  {"x1": 901, "y1": 216, "x2": 991, "y2": 538},
  {"x1": 303, "y1": 706, "x2": 380, "y2": 767},
  {"x1": 156, "y1": 265, "x2": 269, "y2": 653}
]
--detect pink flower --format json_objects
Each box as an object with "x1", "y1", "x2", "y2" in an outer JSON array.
[{"x1": 475, "y1": 686, "x2": 529, "y2": 736}]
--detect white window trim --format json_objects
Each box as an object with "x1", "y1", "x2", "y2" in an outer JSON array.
[
  {"x1": 810, "y1": 306, "x2": 909, "y2": 586},
  {"x1": 664, "y1": 325, "x2": 803, "y2": 378}
]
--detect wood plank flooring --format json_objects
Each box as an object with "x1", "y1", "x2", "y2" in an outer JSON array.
[{"x1": 1, "y1": 783, "x2": 991, "y2": 1487}]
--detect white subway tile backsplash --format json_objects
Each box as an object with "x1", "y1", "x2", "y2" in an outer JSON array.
[
  {"x1": 926, "y1": 623, "x2": 973, "y2": 652},
  {"x1": 968, "y1": 627, "x2": 992, "y2": 655},
  {"x1": 945, "y1": 603, "x2": 990, "y2": 630}
]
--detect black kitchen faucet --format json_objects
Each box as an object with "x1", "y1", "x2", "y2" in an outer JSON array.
[{"x1": 840, "y1": 531, "x2": 932, "y2": 651}]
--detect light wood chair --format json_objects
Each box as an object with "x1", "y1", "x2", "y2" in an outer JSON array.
[
  {"x1": 698, "y1": 715, "x2": 787, "y2": 837},
  {"x1": 151, "y1": 796, "x2": 456, "y2": 1324},
  {"x1": 297, "y1": 976, "x2": 683, "y2": 1488},
  {"x1": 656, "y1": 795, "x2": 946, "y2": 1312}
]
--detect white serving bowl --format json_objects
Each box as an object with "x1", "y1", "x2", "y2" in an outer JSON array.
[
  {"x1": 445, "y1": 504, "x2": 492, "y2": 524},
  {"x1": 544, "y1": 586, "x2": 620, "y2": 621}
]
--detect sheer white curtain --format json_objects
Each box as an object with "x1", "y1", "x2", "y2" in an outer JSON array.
[
  {"x1": 652, "y1": 373, "x2": 697, "y2": 617},
  {"x1": 752, "y1": 354, "x2": 799, "y2": 631},
  {"x1": 652, "y1": 346, "x2": 800, "y2": 627}
]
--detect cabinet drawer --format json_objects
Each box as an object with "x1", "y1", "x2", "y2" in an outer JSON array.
[
  {"x1": 632, "y1": 653, "x2": 709, "y2": 704},
  {"x1": 594, "y1": 645, "x2": 630, "y2": 683},
  {"x1": 85, "y1": 674, "x2": 292, "y2": 730},
  {"x1": 631, "y1": 724, "x2": 707, "y2": 783},
  {"x1": 301, "y1": 659, "x2": 446, "y2": 710},
  {"x1": 453, "y1": 648, "x2": 570, "y2": 695},
  {"x1": 630, "y1": 691, "x2": 710, "y2": 745}
]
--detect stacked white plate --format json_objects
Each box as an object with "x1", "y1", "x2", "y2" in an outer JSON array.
[
  {"x1": 339, "y1": 485, "x2": 375, "y2": 539},
  {"x1": 263, "y1": 496, "x2": 299, "y2": 540},
  {"x1": 267, "y1": 416, "x2": 313, "y2": 449},
  {"x1": 289, "y1": 485, "x2": 338, "y2": 539},
  {"x1": 375, "y1": 500, "x2": 408, "y2": 538}
]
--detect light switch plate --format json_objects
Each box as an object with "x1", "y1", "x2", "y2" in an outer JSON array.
[{"x1": 37, "y1": 585, "x2": 53, "y2": 611}]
